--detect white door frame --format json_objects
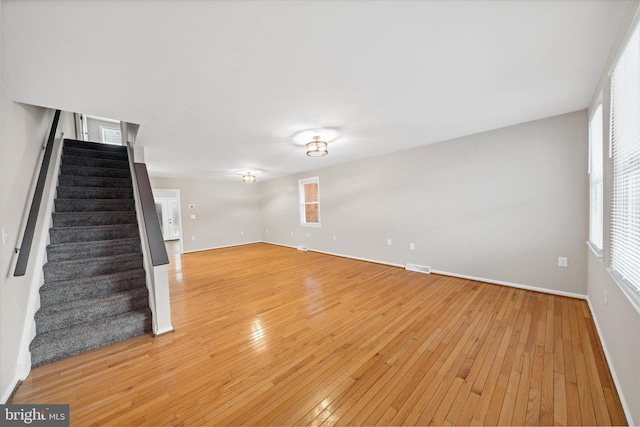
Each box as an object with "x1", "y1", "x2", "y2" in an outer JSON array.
[{"x1": 152, "y1": 189, "x2": 184, "y2": 254}]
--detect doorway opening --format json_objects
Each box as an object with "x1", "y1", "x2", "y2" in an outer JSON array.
[
  {"x1": 152, "y1": 189, "x2": 183, "y2": 255},
  {"x1": 75, "y1": 114, "x2": 122, "y2": 145}
]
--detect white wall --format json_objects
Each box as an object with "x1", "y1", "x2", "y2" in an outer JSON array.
[
  {"x1": 0, "y1": 92, "x2": 74, "y2": 401},
  {"x1": 585, "y1": 3, "x2": 640, "y2": 424},
  {"x1": 149, "y1": 177, "x2": 261, "y2": 253},
  {"x1": 261, "y1": 111, "x2": 588, "y2": 296}
]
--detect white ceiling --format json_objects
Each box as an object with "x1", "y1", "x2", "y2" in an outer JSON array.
[{"x1": 1, "y1": 0, "x2": 629, "y2": 181}]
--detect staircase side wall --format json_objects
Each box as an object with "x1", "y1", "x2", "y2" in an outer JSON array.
[{"x1": 0, "y1": 93, "x2": 73, "y2": 403}]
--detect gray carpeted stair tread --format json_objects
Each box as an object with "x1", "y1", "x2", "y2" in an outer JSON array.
[
  {"x1": 64, "y1": 139, "x2": 127, "y2": 153},
  {"x1": 57, "y1": 186, "x2": 133, "y2": 200},
  {"x1": 55, "y1": 198, "x2": 135, "y2": 213},
  {"x1": 60, "y1": 164, "x2": 130, "y2": 179},
  {"x1": 52, "y1": 211, "x2": 137, "y2": 227},
  {"x1": 46, "y1": 238, "x2": 141, "y2": 262},
  {"x1": 39, "y1": 269, "x2": 146, "y2": 307},
  {"x1": 63, "y1": 146, "x2": 128, "y2": 161},
  {"x1": 62, "y1": 155, "x2": 129, "y2": 170},
  {"x1": 58, "y1": 175, "x2": 132, "y2": 189},
  {"x1": 49, "y1": 224, "x2": 138, "y2": 244},
  {"x1": 30, "y1": 308, "x2": 152, "y2": 367},
  {"x1": 44, "y1": 253, "x2": 143, "y2": 282},
  {"x1": 35, "y1": 287, "x2": 149, "y2": 334}
]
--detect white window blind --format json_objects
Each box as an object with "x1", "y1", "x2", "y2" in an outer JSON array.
[
  {"x1": 589, "y1": 104, "x2": 604, "y2": 253},
  {"x1": 101, "y1": 127, "x2": 122, "y2": 145},
  {"x1": 610, "y1": 21, "x2": 640, "y2": 295}
]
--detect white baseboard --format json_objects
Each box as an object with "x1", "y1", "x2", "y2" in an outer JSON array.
[
  {"x1": 1, "y1": 373, "x2": 20, "y2": 404},
  {"x1": 154, "y1": 326, "x2": 174, "y2": 336},
  {"x1": 259, "y1": 240, "x2": 295, "y2": 249},
  {"x1": 263, "y1": 241, "x2": 406, "y2": 269},
  {"x1": 182, "y1": 240, "x2": 261, "y2": 254},
  {"x1": 586, "y1": 297, "x2": 635, "y2": 426},
  {"x1": 430, "y1": 269, "x2": 588, "y2": 300},
  {"x1": 308, "y1": 248, "x2": 405, "y2": 269},
  {"x1": 1, "y1": 357, "x2": 29, "y2": 404}
]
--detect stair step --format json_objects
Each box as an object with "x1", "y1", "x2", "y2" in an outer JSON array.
[
  {"x1": 39, "y1": 269, "x2": 146, "y2": 307},
  {"x1": 50, "y1": 224, "x2": 138, "y2": 244},
  {"x1": 63, "y1": 146, "x2": 128, "y2": 161},
  {"x1": 30, "y1": 139, "x2": 152, "y2": 368},
  {"x1": 58, "y1": 175, "x2": 132, "y2": 189},
  {"x1": 30, "y1": 308, "x2": 152, "y2": 367},
  {"x1": 52, "y1": 211, "x2": 137, "y2": 227},
  {"x1": 57, "y1": 186, "x2": 133, "y2": 200},
  {"x1": 35, "y1": 287, "x2": 149, "y2": 334},
  {"x1": 60, "y1": 164, "x2": 131, "y2": 179},
  {"x1": 44, "y1": 253, "x2": 143, "y2": 282},
  {"x1": 55, "y1": 198, "x2": 135, "y2": 213},
  {"x1": 64, "y1": 139, "x2": 127, "y2": 153},
  {"x1": 47, "y1": 238, "x2": 141, "y2": 262},
  {"x1": 62, "y1": 155, "x2": 129, "y2": 170}
]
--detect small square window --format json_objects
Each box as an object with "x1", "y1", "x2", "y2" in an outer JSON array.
[{"x1": 101, "y1": 127, "x2": 122, "y2": 145}]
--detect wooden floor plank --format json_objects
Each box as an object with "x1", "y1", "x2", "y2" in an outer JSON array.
[{"x1": 10, "y1": 243, "x2": 627, "y2": 426}]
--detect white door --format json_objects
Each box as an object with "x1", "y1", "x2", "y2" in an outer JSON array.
[{"x1": 155, "y1": 198, "x2": 180, "y2": 241}]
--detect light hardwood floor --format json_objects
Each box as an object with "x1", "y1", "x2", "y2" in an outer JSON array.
[{"x1": 12, "y1": 243, "x2": 627, "y2": 426}]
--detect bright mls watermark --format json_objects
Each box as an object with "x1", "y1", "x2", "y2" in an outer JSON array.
[{"x1": 1, "y1": 405, "x2": 69, "y2": 426}]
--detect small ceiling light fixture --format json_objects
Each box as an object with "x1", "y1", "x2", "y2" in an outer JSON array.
[
  {"x1": 306, "y1": 135, "x2": 328, "y2": 157},
  {"x1": 242, "y1": 172, "x2": 256, "y2": 183}
]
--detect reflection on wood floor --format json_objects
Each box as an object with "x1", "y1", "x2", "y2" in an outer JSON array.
[
  {"x1": 164, "y1": 239, "x2": 180, "y2": 256},
  {"x1": 12, "y1": 243, "x2": 627, "y2": 426}
]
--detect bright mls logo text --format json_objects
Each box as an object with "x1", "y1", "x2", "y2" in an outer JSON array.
[{"x1": 1, "y1": 404, "x2": 69, "y2": 426}]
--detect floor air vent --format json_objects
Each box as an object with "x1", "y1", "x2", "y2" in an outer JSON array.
[
  {"x1": 405, "y1": 263, "x2": 431, "y2": 274},
  {"x1": 297, "y1": 245, "x2": 309, "y2": 251}
]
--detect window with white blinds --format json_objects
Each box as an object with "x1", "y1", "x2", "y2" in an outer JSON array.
[
  {"x1": 101, "y1": 127, "x2": 122, "y2": 145},
  {"x1": 610, "y1": 21, "x2": 640, "y2": 296},
  {"x1": 589, "y1": 104, "x2": 604, "y2": 253}
]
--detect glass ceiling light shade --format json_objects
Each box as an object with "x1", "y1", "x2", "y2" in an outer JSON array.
[
  {"x1": 242, "y1": 172, "x2": 256, "y2": 183},
  {"x1": 306, "y1": 136, "x2": 328, "y2": 157}
]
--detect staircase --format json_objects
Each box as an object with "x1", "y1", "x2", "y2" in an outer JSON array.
[{"x1": 29, "y1": 139, "x2": 152, "y2": 367}]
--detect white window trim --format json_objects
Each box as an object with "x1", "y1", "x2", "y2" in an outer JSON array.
[
  {"x1": 299, "y1": 177, "x2": 321, "y2": 228},
  {"x1": 588, "y1": 103, "x2": 604, "y2": 257}
]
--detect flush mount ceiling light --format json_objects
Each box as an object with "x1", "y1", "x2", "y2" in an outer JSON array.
[
  {"x1": 292, "y1": 128, "x2": 340, "y2": 145},
  {"x1": 306, "y1": 136, "x2": 328, "y2": 157},
  {"x1": 238, "y1": 169, "x2": 262, "y2": 183},
  {"x1": 292, "y1": 128, "x2": 339, "y2": 157},
  {"x1": 242, "y1": 172, "x2": 256, "y2": 183}
]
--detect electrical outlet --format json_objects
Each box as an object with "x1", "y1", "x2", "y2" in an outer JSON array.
[
  {"x1": 387, "y1": 239, "x2": 392, "y2": 246},
  {"x1": 558, "y1": 257, "x2": 568, "y2": 267},
  {"x1": 190, "y1": 214, "x2": 196, "y2": 219},
  {"x1": 306, "y1": 233, "x2": 309, "y2": 238},
  {"x1": 240, "y1": 230, "x2": 244, "y2": 235},
  {"x1": 266, "y1": 229, "x2": 269, "y2": 234},
  {"x1": 191, "y1": 236, "x2": 196, "y2": 241},
  {"x1": 291, "y1": 231, "x2": 294, "y2": 236},
  {"x1": 333, "y1": 235, "x2": 336, "y2": 241},
  {"x1": 410, "y1": 243, "x2": 415, "y2": 250}
]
